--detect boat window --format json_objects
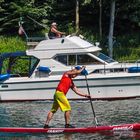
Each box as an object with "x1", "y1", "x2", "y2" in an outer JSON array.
[
  {"x1": 77, "y1": 54, "x2": 102, "y2": 65},
  {"x1": 69, "y1": 55, "x2": 76, "y2": 65},
  {"x1": 54, "y1": 55, "x2": 67, "y2": 65},
  {"x1": 54, "y1": 54, "x2": 103, "y2": 66},
  {"x1": 0, "y1": 53, "x2": 39, "y2": 77},
  {"x1": 97, "y1": 52, "x2": 116, "y2": 63},
  {"x1": 29, "y1": 57, "x2": 39, "y2": 76}
]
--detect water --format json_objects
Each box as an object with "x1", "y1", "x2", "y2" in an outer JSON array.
[{"x1": 0, "y1": 99, "x2": 140, "y2": 139}]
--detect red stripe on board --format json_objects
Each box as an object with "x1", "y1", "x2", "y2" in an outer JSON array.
[{"x1": 0, "y1": 123, "x2": 140, "y2": 134}]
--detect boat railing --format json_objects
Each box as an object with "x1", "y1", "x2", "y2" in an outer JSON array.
[
  {"x1": 135, "y1": 60, "x2": 140, "y2": 67},
  {"x1": 118, "y1": 59, "x2": 140, "y2": 73},
  {"x1": 26, "y1": 36, "x2": 47, "y2": 48},
  {"x1": 99, "y1": 63, "x2": 127, "y2": 74},
  {"x1": 119, "y1": 59, "x2": 140, "y2": 66},
  {"x1": 96, "y1": 59, "x2": 140, "y2": 75}
]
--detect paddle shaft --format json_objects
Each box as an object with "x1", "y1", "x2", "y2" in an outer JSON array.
[{"x1": 85, "y1": 75, "x2": 99, "y2": 126}]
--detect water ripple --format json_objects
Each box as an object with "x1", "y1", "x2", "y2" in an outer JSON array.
[{"x1": 0, "y1": 99, "x2": 140, "y2": 139}]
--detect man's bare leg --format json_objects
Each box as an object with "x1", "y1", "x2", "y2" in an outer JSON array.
[
  {"x1": 65, "y1": 110, "x2": 71, "y2": 125},
  {"x1": 44, "y1": 111, "x2": 54, "y2": 128},
  {"x1": 64, "y1": 110, "x2": 74, "y2": 128}
]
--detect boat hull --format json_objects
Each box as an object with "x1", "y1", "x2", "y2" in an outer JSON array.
[{"x1": 0, "y1": 74, "x2": 140, "y2": 101}]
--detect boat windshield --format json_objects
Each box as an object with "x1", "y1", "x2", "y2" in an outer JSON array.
[
  {"x1": 0, "y1": 52, "x2": 39, "y2": 77},
  {"x1": 97, "y1": 52, "x2": 116, "y2": 63}
]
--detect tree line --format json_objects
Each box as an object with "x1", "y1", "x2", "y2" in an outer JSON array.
[{"x1": 0, "y1": 0, "x2": 140, "y2": 58}]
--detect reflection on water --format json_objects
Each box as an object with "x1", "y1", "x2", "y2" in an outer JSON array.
[{"x1": 0, "y1": 99, "x2": 140, "y2": 139}]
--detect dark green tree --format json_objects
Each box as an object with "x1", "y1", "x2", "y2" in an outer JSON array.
[{"x1": 0, "y1": 0, "x2": 52, "y2": 34}]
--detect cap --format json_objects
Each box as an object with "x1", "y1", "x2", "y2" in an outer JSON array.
[
  {"x1": 75, "y1": 66, "x2": 82, "y2": 70},
  {"x1": 75, "y1": 66, "x2": 88, "y2": 75},
  {"x1": 51, "y1": 22, "x2": 57, "y2": 26}
]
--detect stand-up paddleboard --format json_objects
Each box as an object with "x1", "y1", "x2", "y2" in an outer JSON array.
[{"x1": 0, "y1": 123, "x2": 140, "y2": 134}]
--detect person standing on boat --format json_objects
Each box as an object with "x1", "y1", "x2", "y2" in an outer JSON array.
[
  {"x1": 44, "y1": 66, "x2": 90, "y2": 128},
  {"x1": 48, "y1": 22, "x2": 65, "y2": 39}
]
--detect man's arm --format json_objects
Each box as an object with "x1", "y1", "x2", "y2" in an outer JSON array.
[
  {"x1": 51, "y1": 27, "x2": 65, "y2": 35},
  {"x1": 66, "y1": 66, "x2": 86, "y2": 76},
  {"x1": 71, "y1": 85, "x2": 90, "y2": 98}
]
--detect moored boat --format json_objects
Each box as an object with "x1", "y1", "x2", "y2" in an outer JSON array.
[{"x1": 0, "y1": 35, "x2": 140, "y2": 102}]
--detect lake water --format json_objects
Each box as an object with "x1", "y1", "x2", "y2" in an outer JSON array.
[{"x1": 0, "y1": 99, "x2": 140, "y2": 139}]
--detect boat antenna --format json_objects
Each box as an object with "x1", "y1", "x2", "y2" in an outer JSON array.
[
  {"x1": 84, "y1": 73, "x2": 99, "y2": 126},
  {"x1": 26, "y1": 16, "x2": 48, "y2": 28}
]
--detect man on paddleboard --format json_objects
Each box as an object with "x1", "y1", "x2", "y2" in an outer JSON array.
[{"x1": 44, "y1": 66, "x2": 90, "y2": 128}]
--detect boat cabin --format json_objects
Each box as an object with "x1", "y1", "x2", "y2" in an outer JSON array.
[{"x1": 1, "y1": 35, "x2": 138, "y2": 79}]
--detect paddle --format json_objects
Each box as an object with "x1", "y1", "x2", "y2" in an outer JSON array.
[
  {"x1": 84, "y1": 74, "x2": 99, "y2": 126},
  {"x1": 75, "y1": 66, "x2": 99, "y2": 126}
]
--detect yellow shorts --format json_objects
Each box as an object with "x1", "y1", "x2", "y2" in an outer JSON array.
[{"x1": 51, "y1": 90, "x2": 71, "y2": 113}]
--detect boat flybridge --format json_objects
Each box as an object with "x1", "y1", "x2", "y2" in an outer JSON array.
[{"x1": 0, "y1": 35, "x2": 140, "y2": 102}]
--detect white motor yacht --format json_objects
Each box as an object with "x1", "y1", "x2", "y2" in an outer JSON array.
[{"x1": 0, "y1": 35, "x2": 140, "y2": 101}]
